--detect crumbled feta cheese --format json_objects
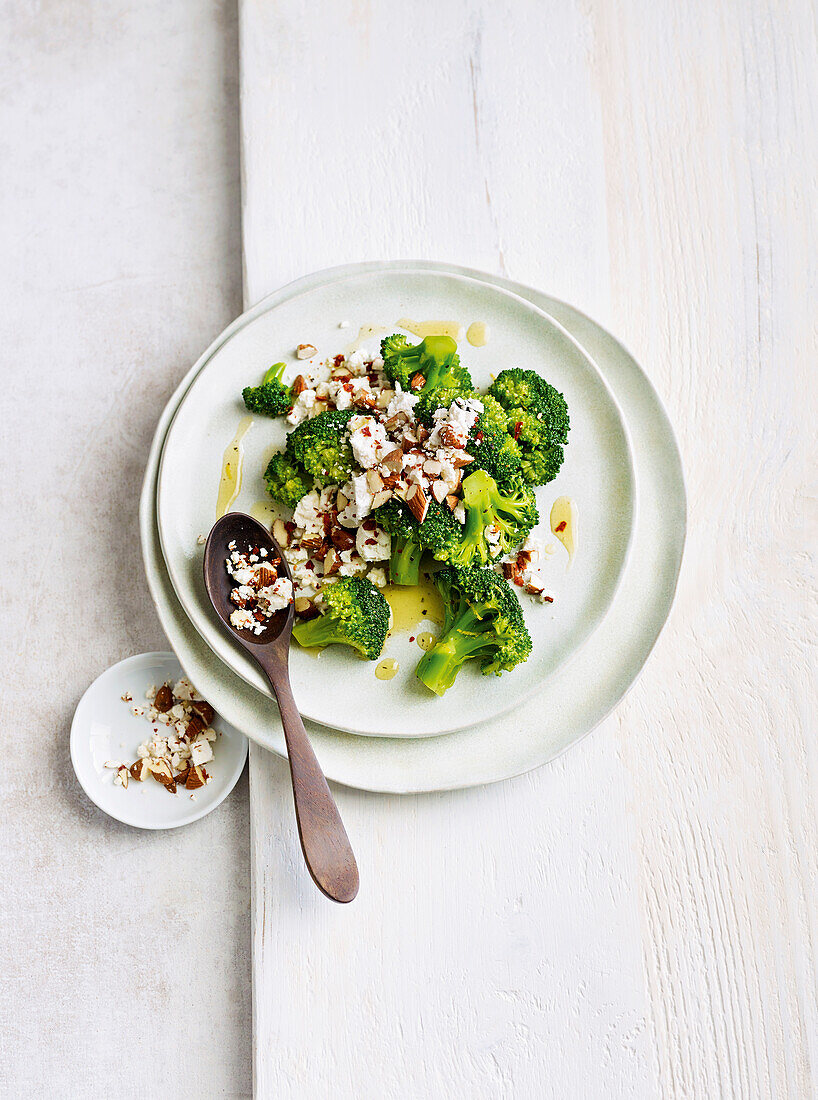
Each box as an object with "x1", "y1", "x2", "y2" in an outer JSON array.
[
  {"x1": 287, "y1": 388, "x2": 317, "y2": 426},
  {"x1": 292, "y1": 490, "x2": 324, "y2": 535},
  {"x1": 230, "y1": 607, "x2": 257, "y2": 631},
  {"x1": 368, "y1": 567, "x2": 388, "y2": 588},
  {"x1": 347, "y1": 415, "x2": 389, "y2": 469},
  {"x1": 189, "y1": 738, "x2": 213, "y2": 766},
  {"x1": 386, "y1": 387, "x2": 419, "y2": 421},
  {"x1": 356, "y1": 524, "x2": 391, "y2": 562},
  {"x1": 257, "y1": 576, "x2": 294, "y2": 611},
  {"x1": 337, "y1": 473, "x2": 373, "y2": 527},
  {"x1": 429, "y1": 396, "x2": 483, "y2": 448}
]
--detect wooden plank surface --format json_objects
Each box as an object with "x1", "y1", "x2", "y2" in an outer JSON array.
[
  {"x1": 0, "y1": 2, "x2": 251, "y2": 1095},
  {"x1": 239, "y1": 1, "x2": 816, "y2": 1096}
]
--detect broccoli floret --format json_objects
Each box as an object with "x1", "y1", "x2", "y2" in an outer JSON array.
[
  {"x1": 292, "y1": 576, "x2": 390, "y2": 660},
  {"x1": 242, "y1": 362, "x2": 291, "y2": 417},
  {"x1": 415, "y1": 565, "x2": 532, "y2": 695},
  {"x1": 467, "y1": 419, "x2": 523, "y2": 484},
  {"x1": 287, "y1": 408, "x2": 356, "y2": 483},
  {"x1": 417, "y1": 499, "x2": 464, "y2": 562},
  {"x1": 375, "y1": 499, "x2": 423, "y2": 586},
  {"x1": 263, "y1": 450, "x2": 313, "y2": 509},
  {"x1": 447, "y1": 469, "x2": 538, "y2": 568},
  {"x1": 380, "y1": 334, "x2": 472, "y2": 395},
  {"x1": 520, "y1": 444, "x2": 564, "y2": 486},
  {"x1": 488, "y1": 368, "x2": 570, "y2": 486}
]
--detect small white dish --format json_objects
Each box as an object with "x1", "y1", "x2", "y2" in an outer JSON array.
[
  {"x1": 157, "y1": 268, "x2": 636, "y2": 737},
  {"x1": 70, "y1": 652, "x2": 248, "y2": 829}
]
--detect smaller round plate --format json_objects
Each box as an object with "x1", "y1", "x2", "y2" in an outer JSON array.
[{"x1": 70, "y1": 652, "x2": 248, "y2": 830}]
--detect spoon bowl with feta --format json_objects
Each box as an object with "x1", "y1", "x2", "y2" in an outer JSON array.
[{"x1": 203, "y1": 512, "x2": 359, "y2": 903}]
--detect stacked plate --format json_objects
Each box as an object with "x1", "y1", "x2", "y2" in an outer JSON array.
[{"x1": 141, "y1": 262, "x2": 685, "y2": 793}]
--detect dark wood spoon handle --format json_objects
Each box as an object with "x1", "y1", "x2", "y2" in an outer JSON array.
[{"x1": 262, "y1": 657, "x2": 359, "y2": 903}]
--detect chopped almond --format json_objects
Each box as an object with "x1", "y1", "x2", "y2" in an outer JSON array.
[
  {"x1": 380, "y1": 447, "x2": 404, "y2": 472},
  {"x1": 430, "y1": 480, "x2": 449, "y2": 504},
  {"x1": 445, "y1": 494, "x2": 460, "y2": 512},
  {"x1": 410, "y1": 372, "x2": 425, "y2": 391},
  {"x1": 272, "y1": 519, "x2": 289, "y2": 547},
  {"x1": 129, "y1": 759, "x2": 151, "y2": 782},
  {"x1": 153, "y1": 684, "x2": 173, "y2": 712},
  {"x1": 324, "y1": 548, "x2": 341, "y2": 576},
  {"x1": 371, "y1": 489, "x2": 393, "y2": 510},
  {"x1": 290, "y1": 374, "x2": 307, "y2": 396},
  {"x1": 366, "y1": 469, "x2": 384, "y2": 493},
  {"x1": 186, "y1": 765, "x2": 207, "y2": 790},
  {"x1": 296, "y1": 343, "x2": 317, "y2": 359},
  {"x1": 406, "y1": 484, "x2": 429, "y2": 522},
  {"x1": 452, "y1": 454, "x2": 474, "y2": 469}
]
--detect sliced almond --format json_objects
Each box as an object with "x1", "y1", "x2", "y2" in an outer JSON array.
[
  {"x1": 186, "y1": 765, "x2": 207, "y2": 790},
  {"x1": 272, "y1": 519, "x2": 289, "y2": 547},
  {"x1": 290, "y1": 374, "x2": 307, "y2": 396},
  {"x1": 366, "y1": 469, "x2": 384, "y2": 493},
  {"x1": 296, "y1": 343, "x2": 317, "y2": 360},
  {"x1": 445, "y1": 494, "x2": 460, "y2": 512},
  {"x1": 430, "y1": 480, "x2": 449, "y2": 504},
  {"x1": 409, "y1": 372, "x2": 425, "y2": 391},
  {"x1": 153, "y1": 684, "x2": 173, "y2": 712},
  {"x1": 371, "y1": 489, "x2": 393, "y2": 510},
  {"x1": 381, "y1": 446, "x2": 403, "y2": 470},
  {"x1": 406, "y1": 484, "x2": 429, "y2": 522},
  {"x1": 129, "y1": 759, "x2": 151, "y2": 782},
  {"x1": 324, "y1": 548, "x2": 341, "y2": 576}
]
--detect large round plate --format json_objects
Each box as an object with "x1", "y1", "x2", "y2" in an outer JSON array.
[
  {"x1": 157, "y1": 270, "x2": 635, "y2": 736},
  {"x1": 141, "y1": 262, "x2": 685, "y2": 793}
]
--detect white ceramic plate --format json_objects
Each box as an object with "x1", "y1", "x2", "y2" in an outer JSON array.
[
  {"x1": 70, "y1": 652, "x2": 248, "y2": 829},
  {"x1": 140, "y1": 262, "x2": 685, "y2": 793},
  {"x1": 157, "y1": 270, "x2": 635, "y2": 736}
]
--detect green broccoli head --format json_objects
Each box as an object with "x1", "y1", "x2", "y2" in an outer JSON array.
[
  {"x1": 242, "y1": 362, "x2": 291, "y2": 417},
  {"x1": 417, "y1": 499, "x2": 464, "y2": 562},
  {"x1": 520, "y1": 444, "x2": 564, "y2": 486},
  {"x1": 414, "y1": 385, "x2": 476, "y2": 426},
  {"x1": 380, "y1": 334, "x2": 472, "y2": 395},
  {"x1": 415, "y1": 565, "x2": 532, "y2": 695},
  {"x1": 287, "y1": 408, "x2": 356, "y2": 484},
  {"x1": 375, "y1": 499, "x2": 423, "y2": 586},
  {"x1": 292, "y1": 576, "x2": 390, "y2": 660},
  {"x1": 263, "y1": 449, "x2": 313, "y2": 509},
  {"x1": 488, "y1": 368, "x2": 569, "y2": 486},
  {"x1": 447, "y1": 469, "x2": 538, "y2": 569}
]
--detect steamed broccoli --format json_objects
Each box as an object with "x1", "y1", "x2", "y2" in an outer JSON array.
[
  {"x1": 287, "y1": 408, "x2": 356, "y2": 483},
  {"x1": 417, "y1": 499, "x2": 464, "y2": 563},
  {"x1": 292, "y1": 576, "x2": 390, "y2": 660},
  {"x1": 519, "y1": 444, "x2": 565, "y2": 486},
  {"x1": 242, "y1": 362, "x2": 291, "y2": 417},
  {"x1": 488, "y1": 368, "x2": 570, "y2": 486},
  {"x1": 375, "y1": 499, "x2": 423, "y2": 586},
  {"x1": 263, "y1": 450, "x2": 313, "y2": 509},
  {"x1": 415, "y1": 565, "x2": 532, "y2": 695},
  {"x1": 380, "y1": 334, "x2": 472, "y2": 396},
  {"x1": 447, "y1": 469, "x2": 538, "y2": 568}
]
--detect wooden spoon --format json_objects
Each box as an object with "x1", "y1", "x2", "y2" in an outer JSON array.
[{"x1": 203, "y1": 513, "x2": 359, "y2": 903}]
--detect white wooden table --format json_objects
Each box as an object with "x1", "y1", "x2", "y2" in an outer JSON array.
[
  {"x1": 2, "y1": 1, "x2": 814, "y2": 1097},
  {"x1": 241, "y1": 2, "x2": 816, "y2": 1097}
]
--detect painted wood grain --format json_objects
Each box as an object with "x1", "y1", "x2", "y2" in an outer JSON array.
[{"x1": 240, "y1": 0, "x2": 816, "y2": 1096}]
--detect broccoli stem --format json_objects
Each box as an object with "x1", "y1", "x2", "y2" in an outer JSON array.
[
  {"x1": 263, "y1": 361, "x2": 287, "y2": 385},
  {"x1": 415, "y1": 606, "x2": 489, "y2": 696},
  {"x1": 292, "y1": 615, "x2": 344, "y2": 653},
  {"x1": 389, "y1": 536, "x2": 422, "y2": 586}
]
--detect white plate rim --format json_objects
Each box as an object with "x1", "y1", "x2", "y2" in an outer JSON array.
[
  {"x1": 155, "y1": 267, "x2": 637, "y2": 736},
  {"x1": 70, "y1": 651, "x2": 248, "y2": 829},
  {"x1": 139, "y1": 260, "x2": 686, "y2": 794}
]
